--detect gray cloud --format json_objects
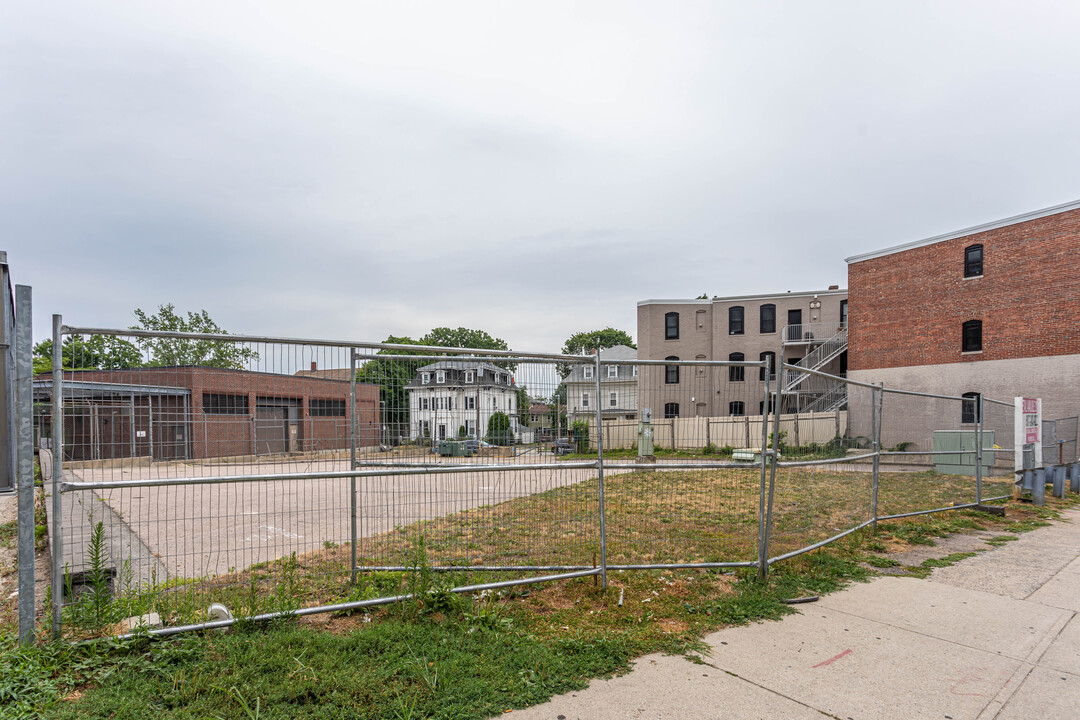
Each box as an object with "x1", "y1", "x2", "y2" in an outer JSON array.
[{"x1": 4, "y1": 1, "x2": 1080, "y2": 352}]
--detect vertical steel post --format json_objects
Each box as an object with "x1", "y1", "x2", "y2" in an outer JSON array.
[
  {"x1": 15, "y1": 286, "x2": 34, "y2": 644},
  {"x1": 871, "y1": 384, "x2": 881, "y2": 530},
  {"x1": 349, "y1": 350, "x2": 358, "y2": 585},
  {"x1": 50, "y1": 314, "x2": 63, "y2": 638},
  {"x1": 594, "y1": 351, "x2": 607, "y2": 588},
  {"x1": 756, "y1": 356, "x2": 775, "y2": 581},
  {"x1": 975, "y1": 394, "x2": 984, "y2": 507}
]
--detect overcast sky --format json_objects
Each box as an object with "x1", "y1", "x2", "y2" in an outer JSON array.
[{"x1": 4, "y1": 1, "x2": 1079, "y2": 354}]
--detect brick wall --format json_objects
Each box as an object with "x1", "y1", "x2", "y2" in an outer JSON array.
[{"x1": 848, "y1": 208, "x2": 1080, "y2": 371}]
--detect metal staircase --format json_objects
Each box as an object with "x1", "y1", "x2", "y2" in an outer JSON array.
[
  {"x1": 784, "y1": 327, "x2": 847, "y2": 393},
  {"x1": 780, "y1": 323, "x2": 849, "y2": 412}
]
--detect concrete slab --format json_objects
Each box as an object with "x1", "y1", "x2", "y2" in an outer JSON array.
[
  {"x1": 1037, "y1": 615, "x2": 1080, "y2": 676},
  {"x1": 816, "y1": 576, "x2": 1071, "y2": 659},
  {"x1": 703, "y1": 606, "x2": 1021, "y2": 720},
  {"x1": 1027, "y1": 568, "x2": 1080, "y2": 612},
  {"x1": 505, "y1": 652, "x2": 830, "y2": 720},
  {"x1": 993, "y1": 666, "x2": 1080, "y2": 720},
  {"x1": 1062, "y1": 555, "x2": 1080, "y2": 575},
  {"x1": 929, "y1": 551, "x2": 1075, "y2": 599}
]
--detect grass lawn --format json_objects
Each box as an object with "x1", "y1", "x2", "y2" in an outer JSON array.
[{"x1": 0, "y1": 466, "x2": 1070, "y2": 719}]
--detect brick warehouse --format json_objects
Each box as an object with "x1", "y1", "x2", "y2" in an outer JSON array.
[
  {"x1": 845, "y1": 198, "x2": 1080, "y2": 447},
  {"x1": 34, "y1": 366, "x2": 379, "y2": 462}
]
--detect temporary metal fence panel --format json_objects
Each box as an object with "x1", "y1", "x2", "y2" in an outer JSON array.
[{"x1": 1043, "y1": 416, "x2": 1078, "y2": 466}]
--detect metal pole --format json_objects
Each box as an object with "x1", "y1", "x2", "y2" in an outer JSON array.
[
  {"x1": 349, "y1": 350, "x2": 358, "y2": 585},
  {"x1": 871, "y1": 384, "x2": 881, "y2": 530},
  {"x1": 756, "y1": 357, "x2": 774, "y2": 581},
  {"x1": 50, "y1": 314, "x2": 63, "y2": 638},
  {"x1": 594, "y1": 350, "x2": 607, "y2": 588},
  {"x1": 975, "y1": 394, "x2": 984, "y2": 507},
  {"x1": 15, "y1": 286, "x2": 34, "y2": 644}
]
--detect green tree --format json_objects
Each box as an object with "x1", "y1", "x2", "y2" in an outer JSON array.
[
  {"x1": 33, "y1": 335, "x2": 143, "y2": 374},
  {"x1": 418, "y1": 327, "x2": 514, "y2": 371},
  {"x1": 354, "y1": 335, "x2": 422, "y2": 435},
  {"x1": 570, "y1": 419, "x2": 590, "y2": 453},
  {"x1": 558, "y1": 328, "x2": 635, "y2": 378},
  {"x1": 486, "y1": 411, "x2": 513, "y2": 446},
  {"x1": 131, "y1": 304, "x2": 258, "y2": 368}
]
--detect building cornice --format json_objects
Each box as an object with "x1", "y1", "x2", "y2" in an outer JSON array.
[
  {"x1": 638, "y1": 288, "x2": 846, "y2": 307},
  {"x1": 845, "y1": 198, "x2": 1080, "y2": 264}
]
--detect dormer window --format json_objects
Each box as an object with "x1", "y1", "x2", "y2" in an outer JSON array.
[
  {"x1": 465, "y1": 370, "x2": 475, "y2": 383},
  {"x1": 436, "y1": 370, "x2": 445, "y2": 383},
  {"x1": 607, "y1": 365, "x2": 618, "y2": 378},
  {"x1": 422, "y1": 372, "x2": 431, "y2": 384},
  {"x1": 584, "y1": 365, "x2": 594, "y2": 379}
]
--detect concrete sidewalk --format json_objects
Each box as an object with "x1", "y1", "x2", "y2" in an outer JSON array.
[{"x1": 508, "y1": 509, "x2": 1080, "y2": 720}]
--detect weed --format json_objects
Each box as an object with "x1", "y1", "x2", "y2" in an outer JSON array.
[{"x1": 864, "y1": 556, "x2": 900, "y2": 568}]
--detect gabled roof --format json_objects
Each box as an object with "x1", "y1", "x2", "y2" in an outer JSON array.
[{"x1": 845, "y1": 198, "x2": 1080, "y2": 264}]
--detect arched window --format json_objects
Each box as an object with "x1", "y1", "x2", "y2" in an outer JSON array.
[
  {"x1": 728, "y1": 352, "x2": 745, "y2": 381},
  {"x1": 665, "y1": 356, "x2": 679, "y2": 384},
  {"x1": 665, "y1": 312, "x2": 680, "y2": 339},
  {"x1": 962, "y1": 320, "x2": 982, "y2": 352},
  {"x1": 729, "y1": 306, "x2": 744, "y2": 335},
  {"x1": 760, "y1": 304, "x2": 776, "y2": 334},
  {"x1": 961, "y1": 392, "x2": 981, "y2": 424},
  {"x1": 759, "y1": 351, "x2": 776, "y2": 381},
  {"x1": 664, "y1": 402, "x2": 680, "y2": 419},
  {"x1": 964, "y1": 244, "x2": 983, "y2": 277}
]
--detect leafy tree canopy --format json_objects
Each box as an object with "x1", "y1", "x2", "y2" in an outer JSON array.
[
  {"x1": 418, "y1": 327, "x2": 509, "y2": 353},
  {"x1": 33, "y1": 336, "x2": 143, "y2": 374},
  {"x1": 131, "y1": 304, "x2": 258, "y2": 369}
]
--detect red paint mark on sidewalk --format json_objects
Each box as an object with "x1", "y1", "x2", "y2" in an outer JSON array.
[{"x1": 812, "y1": 649, "x2": 852, "y2": 668}]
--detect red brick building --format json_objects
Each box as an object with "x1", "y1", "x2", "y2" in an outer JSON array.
[
  {"x1": 846, "y1": 199, "x2": 1080, "y2": 428},
  {"x1": 35, "y1": 366, "x2": 379, "y2": 462}
]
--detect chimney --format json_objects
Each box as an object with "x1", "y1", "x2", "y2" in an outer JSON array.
[
  {"x1": 311, "y1": 361, "x2": 317, "y2": 371},
  {"x1": 828, "y1": 285, "x2": 839, "y2": 290}
]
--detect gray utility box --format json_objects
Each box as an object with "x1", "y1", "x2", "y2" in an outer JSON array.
[{"x1": 932, "y1": 430, "x2": 995, "y2": 476}]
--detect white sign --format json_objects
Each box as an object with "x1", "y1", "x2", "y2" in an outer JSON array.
[
  {"x1": 136, "y1": 430, "x2": 146, "y2": 438},
  {"x1": 1015, "y1": 397, "x2": 1042, "y2": 470}
]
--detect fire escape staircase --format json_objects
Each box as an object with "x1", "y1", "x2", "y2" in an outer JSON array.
[{"x1": 782, "y1": 326, "x2": 848, "y2": 412}]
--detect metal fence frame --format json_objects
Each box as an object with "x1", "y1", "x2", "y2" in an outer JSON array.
[{"x1": 22, "y1": 322, "x2": 1034, "y2": 640}]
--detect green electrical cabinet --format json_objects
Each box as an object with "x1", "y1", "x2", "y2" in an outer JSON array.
[{"x1": 932, "y1": 430, "x2": 995, "y2": 476}]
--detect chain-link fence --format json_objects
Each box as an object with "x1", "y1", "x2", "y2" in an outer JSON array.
[{"x1": 25, "y1": 323, "x2": 1043, "y2": 640}]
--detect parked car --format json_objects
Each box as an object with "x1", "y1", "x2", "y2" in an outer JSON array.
[
  {"x1": 465, "y1": 439, "x2": 494, "y2": 453},
  {"x1": 550, "y1": 439, "x2": 575, "y2": 456}
]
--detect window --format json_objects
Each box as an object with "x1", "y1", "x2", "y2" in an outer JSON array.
[
  {"x1": 664, "y1": 402, "x2": 679, "y2": 419},
  {"x1": 760, "y1": 304, "x2": 776, "y2": 334},
  {"x1": 202, "y1": 393, "x2": 248, "y2": 415},
  {"x1": 728, "y1": 352, "x2": 745, "y2": 382},
  {"x1": 632, "y1": 366, "x2": 638, "y2": 377},
  {"x1": 759, "y1": 351, "x2": 775, "y2": 381},
  {"x1": 422, "y1": 372, "x2": 431, "y2": 385},
  {"x1": 961, "y1": 392, "x2": 981, "y2": 424},
  {"x1": 492, "y1": 398, "x2": 497, "y2": 408},
  {"x1": 465, "y1": 370, "x2": 475, "y2": 383},
  {"x1": 665, "y1": 312, "x2": 680, "y2": 339},
  {"x1": 729, "y1": 306, "x2": 744, "y2": 335},
  {"x1": 310, "y1": 398, "x2": 345, "y2": 417},
  {"x1": 840, "y1": 299, "x2": 848, "y2": 327},
  {"x1": 421, "y1": 397, "x2": 429, "y2": 410},
  {"x1": 759, "y1": 398, "x2": 775, "y2": 415},
  {"x1": 962, "y1": 320, "x2": 982, "y2": 352},
  {"x1": 465, "y1": 396, "x2": 475, "y2": 410},
  {"x1": 436, "y1": 370, "x2": 445, "y2": 383},
  {"x1": 665, "y1": 356, "x2": 679, "y2": 384},
  {"x1": 729, "y1": 401, "x2": 745, "y2": 416},
  {"x1": 582, "y1": 392, "x2": 590, "y2": 409},
  {"x1": 607, "y1": 365, "x2": 618, "y2": 378},
  {"x1": 465, "y1": 420, "x2": 475, "y2": 437},
  {"x1": 964, "y1": 244, "x2": 983, "y2": 278},
  {"x1": 609, "y1": 391, "x2": 618, "y2": 407},
  {"x1": 583, "y1": 365, "x2": 594, "y2": 379}
]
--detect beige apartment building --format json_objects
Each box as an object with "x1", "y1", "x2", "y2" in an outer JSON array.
[{"x1": 636, "y1": 288, "x2": 848, "y2": 419}]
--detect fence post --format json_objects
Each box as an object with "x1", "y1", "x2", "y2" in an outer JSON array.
[
  {"x1": 349, "y1": 350, "x2": 358, "y2": 586},
  {"x1": 756, "y1": 356, "x2": 775, "y2": 581},
  {"x1": 975, "y1": 394, "x2": 984, "y2": 507},
  {"x1": 15, "y1": 286, "x2": 34, "y2": 645},
  {"x1": 593, "y1": 352, "x2": 607, "y2": 588},
  {"x1": 50, "y1": 314, "x2": 64, "y2": 639},
  {"x1": 871, "y1": 384, "x2": 881, "y2": 530}
]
